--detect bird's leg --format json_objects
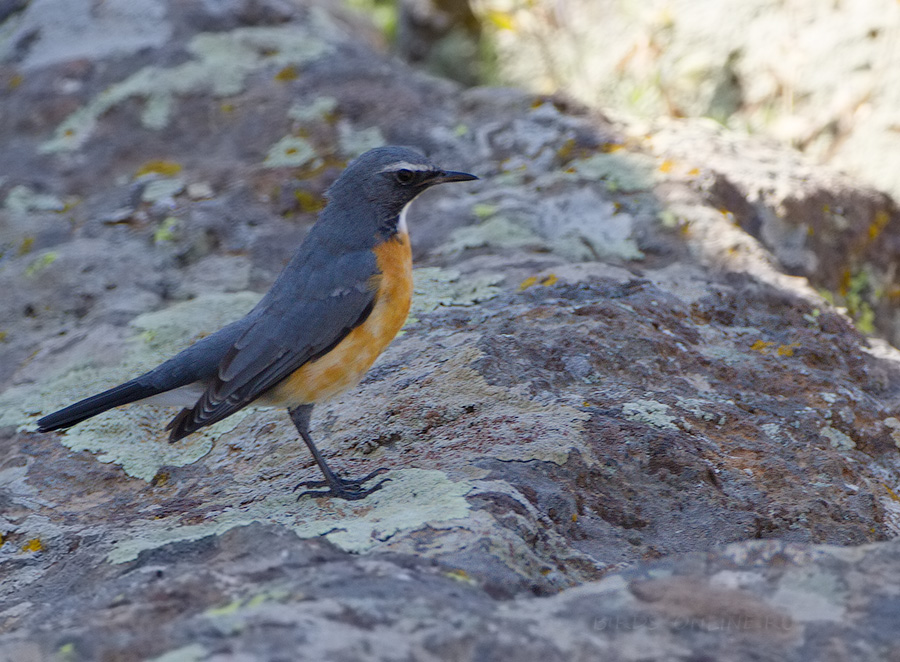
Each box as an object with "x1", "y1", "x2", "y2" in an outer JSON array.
[{"x1": 288, "y1": 404, "x2": 390, "y2": 501}]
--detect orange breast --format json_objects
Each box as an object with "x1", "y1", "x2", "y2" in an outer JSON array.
[{"x1": 267, "y1": 232, "x2": 413, "y2": 406}]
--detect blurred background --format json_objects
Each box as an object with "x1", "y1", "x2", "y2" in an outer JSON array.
[{"x1": 354, "y1": 0, "x2": 900, "y2": 200}]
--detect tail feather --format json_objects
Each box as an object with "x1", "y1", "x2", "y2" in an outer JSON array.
[
  {"x1": 36, "y1": 314, "x2": 253, "y2": 434},
  {"x1": 36, "y1": 381, "x2": 163, "y2": 432},
  {"x1": 165, "y1": 407, "x2": 199, "y2": 444}
]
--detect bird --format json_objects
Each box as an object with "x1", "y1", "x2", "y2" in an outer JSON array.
[{"x1": 37, "y1": 146, "x2": 478, "y2": 501}]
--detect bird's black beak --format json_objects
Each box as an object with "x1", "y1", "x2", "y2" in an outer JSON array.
[{"x1": 432, "y1": 170, "x2": 479, "y2": 184}]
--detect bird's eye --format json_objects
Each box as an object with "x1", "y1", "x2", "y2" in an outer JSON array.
[{"x1": 394, "y1": 169, "x2": 416, "y2": 185}]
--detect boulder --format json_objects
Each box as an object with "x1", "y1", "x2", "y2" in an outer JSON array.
[{"x1": 1, "y1": 1, "x2": 899, "y2": 659}]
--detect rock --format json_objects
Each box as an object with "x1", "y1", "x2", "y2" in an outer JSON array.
[{"x1": 1, "y1": 1, "x2": 899, "y2": 659}]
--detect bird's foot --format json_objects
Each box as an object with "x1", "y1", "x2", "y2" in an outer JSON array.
[{"x1": 294, "y1": 467, "x2": 390, "y2": 501}]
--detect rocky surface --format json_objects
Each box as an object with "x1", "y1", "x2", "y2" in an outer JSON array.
[{"x1": 1, "y1": 1, "x2": 900, "y2": 660}]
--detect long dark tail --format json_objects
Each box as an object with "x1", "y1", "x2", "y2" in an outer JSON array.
[
  {"x1": 36, "y1": 316, "x2": 252, "y2": 434},
  {"x1": 36, "y1": 381, "x2": 164, "y2": 432}
]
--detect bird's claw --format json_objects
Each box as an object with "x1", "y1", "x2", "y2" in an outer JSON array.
[{"x1": 294, "y1": 467, "x2": 390, "y2": 501}]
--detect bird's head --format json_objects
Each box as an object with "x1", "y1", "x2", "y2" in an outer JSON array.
[{"x1": 323, "y1": 146, "x2": 477, "y2": 241}]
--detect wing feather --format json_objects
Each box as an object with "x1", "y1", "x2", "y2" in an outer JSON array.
[{"x1": 167, "y1": 246, "x2": 379, "y2": 441}]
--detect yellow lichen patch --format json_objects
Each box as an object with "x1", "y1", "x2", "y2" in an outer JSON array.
[
  {"x1": 22, "y1": 538, "x2": 43, "y2": 553},
  {"x1": 687, "y1": 167, "x2": 700, "y2": 176},
  {"x1": 838, "y1": 269, "x2": 852, "y2": 297},
  {"x1": 868, "y1": 210, "x2": 890, "y2": 240},
  {"x1": 658, "y1": 159, "x2": 674, "y2": 173},
  {"x1": 571, "y1": 513, "x2": 578, "y2": 522},
  {"x1": 472, "y1": 203, "x2": 498, "y2": 219},
  {"x1": 135, "y1": 159, "x2": 183, "y2": 178},
  {"x1": 445, "y1": 568, "x2": 475, "y2": 583},
  {"x1": 776, "y1": 342, "x2": 801, "y2": 357},
  {"x1": 293, "y1": 189, "x2": 325, "y2": 213},
  {"x1": 750, "y1": 340, "x2": 799, "y2": 357},
  {"x1": 207, "y1": 599, "x2": 243, "y2": 617},
  {"x1": 519, "y1": 273, "x2": 558, "y2": 291},
  {"x1": 519, "y1": 276, "x2": 538, "y2": 290},
  {"x1": 25, "y1": 252, "x2": 58, "y2": 277},
  {"x1": 884, "y1": 483, "x2": 900, "y2": 503},
  {"x1": 485, "y1": 10, "x2": 515, "y2": 31},
  {"x1": 750, "y1": 340, "x2": 775, "y2": 353},
  {"x1": 18, "y1": 236, "x2": 35, "y2": 256},
  {"x1": 556, "y1": 138, "x2": 577, "y2": 162},
  {"x1": 9, "y1": 73, "x2": 23, "y2": 89},
  {"x1": 274, "y1": 65, "x2": 299, "y2": 82},
  {"x1": 153, "y1": 217, "x2": 180, "y2": 243}
]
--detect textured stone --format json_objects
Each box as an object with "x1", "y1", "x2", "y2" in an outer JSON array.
[{"x1": 1, "y1": 1, "x2": 899, "y2": 659}]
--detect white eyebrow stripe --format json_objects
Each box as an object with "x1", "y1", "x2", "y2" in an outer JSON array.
[{"x1": 379, "y1": 161, "x2": 434, "y2": 173}]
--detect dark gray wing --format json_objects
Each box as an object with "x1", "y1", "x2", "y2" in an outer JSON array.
[{"x1": 167, "y1": 245, "x2": 379, "y2": 440}]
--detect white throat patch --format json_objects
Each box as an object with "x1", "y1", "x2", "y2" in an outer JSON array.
[{"x1": 398, "y1": 202, "x2": 410, "y2": 234}]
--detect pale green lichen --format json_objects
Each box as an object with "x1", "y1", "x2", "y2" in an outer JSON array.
[
  {"x1": 536, "y1": 188, "x2": 644, "y2": 261},
  {"x1": 472, "y1": 203, "x2": 498, "y2": 219},
  {"x1": 337, "y1": 123, "x2": 386, "y2": 158},
  {"x1": 41, "y1": 25, "x2": 334, "y2": 153},
  {"x1": 108, "y1": 468, "x2": 472, "y2": 563},
  {"x1": 6, "y1": 292, "x2": 263, "y2": 480},
  {"x1": 23, "y1": 251, "x2": 58, "y2": 278},
  {"x1": 205, "y1": 590, "x2": 288, "y2": 618},
  {"x1": 263, "y1": 135, "x2": 319, "y2": 168},
  {"x1": 411, "y1": 267, "x2": 502, "y2": 316},
  {"x1": 287, "y1": 96, "x2": 338, "y2": 124},
  {"x1": 56, "y1": 643, "x2": 77, "y2": 662},
  {"x1": 676, "y1": 396, "x2": 723, "y2": 423},
  {"x1": 153, "y1": 217, "x2": 181, "y2": 243},
  {"x1": 437, "y1": 215, "x2": 543, "y2": 256},
  {"x1": 129, "y1": 292, "x2": 261, "y2": 354},
  {"x1": 622, "y1": 399, "x2": 679, "y2": 430},
  {"x1": 141, "y1": 92, "x2": 174, "y2": 130},
  {"x1": 142, "y1": 178, "x2": 186, "y2": 204},
  {"x1": 556, "y1": 152, "x2": 657, "y2": 192},
  {"x1": 3, "y1": 185, "x2": 65, "y2": 213},
  {"x1": 820, "y1": 425, "x2": 856, "y2": 450},
  {"x1": 55, "y1": 407, "x2": 259, "y2": 482}
]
